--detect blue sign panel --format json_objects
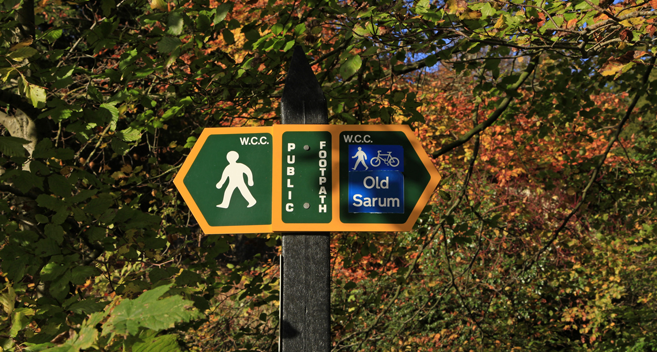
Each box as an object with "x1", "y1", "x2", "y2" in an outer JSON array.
[
  {"x1": 348, "y1": 145, "x2": 404, "y2": 172},
  {"x1": 348, "y1": 171, "x2": 404, "y2": 213}
]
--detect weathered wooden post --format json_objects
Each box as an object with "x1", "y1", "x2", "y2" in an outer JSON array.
[{"x1": 279, "y1": 46, "x2": 331, "y2": 351}]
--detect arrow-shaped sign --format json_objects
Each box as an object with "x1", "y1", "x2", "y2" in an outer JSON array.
[{"x1": 174, "y1": 125, "x2": 440, "y2": 234}]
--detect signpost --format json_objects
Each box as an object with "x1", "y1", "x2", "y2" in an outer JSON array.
[
  {"x1": 173, "y1": 47, "x2": 441, "y2": 351},
  {"x1": 174, "y1": 124, "x2": 440, "y2": 234},
  {"x1": 278, "y1": 46, "x2": 331, "y2": 352}
]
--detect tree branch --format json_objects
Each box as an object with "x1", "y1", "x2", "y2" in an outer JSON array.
[
  {"x1": 432, "y1": 54, "x2": 540, "y2": 158},
  {"x1": 519, "y1": 54, "x2": 657, "y2": 277}
]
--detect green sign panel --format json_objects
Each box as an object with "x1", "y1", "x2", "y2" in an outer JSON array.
[
  {"x1": 182, "y1": 132, "x2": 272, "y2": 229},
  {"x1": 281, "y1": 131, "x2": 332, "y2": 224}
]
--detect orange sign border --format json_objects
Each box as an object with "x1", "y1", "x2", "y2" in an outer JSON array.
[
  {"x1": 173, "y1": 127, "x2": 274, "y2": 234},
  {"x1": 174, "y1": 125, "x2": 440, "y2": 234},
  {"x1": 272, "y1": 125, "x2": 440, "y2": 233}
]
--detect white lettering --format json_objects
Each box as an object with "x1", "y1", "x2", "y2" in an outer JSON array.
[
  {"x1": 287, "y1": 143, "x2": 295, "y2": 152},
  {"x1": 287, "y1": 155, "x2": 295, "y2": 164},
  {"x1": 319, "y1": 186, "x2": 327, "y2": 195},
  {"x1": 287, "y1": 167, "x2": 295, "y2": 176},
  {"x1": 352, "y1": 194, "x2": 363, "y2": 207},
  {"x1": 320, "y1": 141, "x2": 327, "y2": 149},
  {"x1": 351, "y1": 195, "x2": 400, "y2": 208},
  {"x1": 240, "y1": 137, "x2": 250, "y2": 145},
  {"x1": 319, "y1": 159, "x2": 327, "y2": 167},
  {"x1": 380, "y1": 177, "x2": 389, "y2": 189},
  {"x1": 342, "y1": 134, "x2": 372, "y2": 144},
  {"x1": 363, "y1": 176, "x2": 389, "y2": 189},
  {"x1": 288, "y1": 191, "x2": 292, "y2": 200},
  {"x1": 250, "y1": 136, "x2": 259, "y2": 145},
  {"x1": 260, "y1": 136, "x2": 268, "y2": 145},
  {"x1": 319, "y1": 150, "x2": 327, "y2": 158},
  {"x1": 319, "y1": 195, "x2": 326, "y2": 204},
  {"x1": 319, "y1": 204, "x2": 327, "y2": 213},
  {"x1": 319, "y1": 177, "x2": 327, "y2": 185},
  {"x1": 286, "y1": 203, "x2": 294, "y2": 212},
  {"x1": 287, "y1": 179, "x2": 294, "y2": 188}
]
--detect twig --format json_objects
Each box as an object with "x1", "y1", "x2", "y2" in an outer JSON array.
[
  {"x1": 433, "y1": 54, "x2": 540, "y2": 158},
  {"x1": 519, "y1": 54, "x2": 657, "y2": 277}
]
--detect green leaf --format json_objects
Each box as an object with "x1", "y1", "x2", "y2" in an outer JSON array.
[
  {"x1": 340, "y1": 54, "x2": 362, "y2": 79},
  {"x1": 8, "y1": 170, "x2": 44, "y2": 194},
  {"x1": 74, "y1": 320, "x2": 99, "y2": 350},
  {"x1": 0, "y1": 285, "x2": 16, "y2": 315},
  {"x1": 84, "y1": 196, "x2": 113, "y2": 215},
  {"x1": 283, "y1": 40, "x2": 295, "y2": 52},
  {"x1": 102, "y1": 0, "x2": 115, "y2": 16},
  {"x1": 49, "y1": 271, "x2": 71, "y2": 302},
  {"x1": 133, "y1": 334, "x2": 180, "y2": 352},
  {"x1": 117, "y1": 127, "x2": 142, "y2": 142},
  {"x1": 100, "y1": 103, "x2": 119, "y2": 129},
  {"x1": 196, "y1": 13, "x2": 211, "y2": 32},
  {"x1": 36, "y1": 194, "x2": 67, "y2": 212},
  {"x1": 272, "y1": 23, "x2": 284, "y2": 35},
  {"x1": 8, "y1": 47, "x2": 38, "y2": 61},
  {"x1": 102, "y1": 284, "x2": 203, "y2": 335},
  {"x1": 0, "y1": 136, "x2": 30, "y2": 157},
  {"x1": 222, "y1": 29, "x2": 235, "y2": 45},
  {"x1": 167, "y1": 11, "x2": 184, "y2": 36},
  {"x1": 481, "y1": 3, "x2": 495, "y2": 19},
  {"x1": 10, "y1": 310, "x2": 30, "y2": 337},
  {"x1": 68, "y1": 299, "x2": 109, "y2": 314},
  {"x1": 35, "y1": 238, "x2": 61, "y2": 257},
  {"x1": 175, "y1": 270, "x2": 204, "y2": 286},
  {"x1": 48, "y1": 174, "x2": 72, "y2": 198},
  {"x1": 214, "y1": 3, "x2": 231, "y2": 24},
  {"x1": 35, "y1": 214, "x2": 49, "y2": 224},
  {"x1": 45, "y1": 224, "x2": 64, "y2": 245},
  {"x1": 71, "y1": 266, "x2": 100, "y2": 285},
  {"x1": 425, "y1": 54, "x2": 438, "y2": 67},
  {"x1": 157, "y1": 37, "x2": 182, "y2": 54},
  {"x1": 42, "y1": 29, "x2": 63, "y2": 43},
  {"x1": 28, "y1": 85, "x2": 47, "y2": 108},
  {"x1": 162, "y1": 106, "x2": 182, "y2": 120}
]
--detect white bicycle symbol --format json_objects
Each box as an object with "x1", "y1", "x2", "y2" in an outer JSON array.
[{"x1": 370, "y1": 150, "x2": 400, "y2": 168}]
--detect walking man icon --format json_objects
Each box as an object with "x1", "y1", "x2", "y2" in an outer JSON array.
[
  {"x1": 216, "y1": 151, "x2": 257, "y2": 208},
  {"x1": 352, "y1": 147, "x2": 368, "y2": 170}
]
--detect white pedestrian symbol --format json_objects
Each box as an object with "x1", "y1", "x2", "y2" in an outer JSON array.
[
  {"x1": 352, "y1": 147, "x2": 368, "y2": 170},
  {"x1": 216, "y1": 151, "x2": 257, "y2": 208}
]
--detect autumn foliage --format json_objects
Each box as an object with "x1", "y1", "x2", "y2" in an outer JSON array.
[{"x1": 0, "y1": 0, "x2": 656, "y2": 350}]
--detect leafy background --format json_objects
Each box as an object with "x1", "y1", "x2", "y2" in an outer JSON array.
[{"x1": 0, "y1": 0, "x2": 656, "y2": 350}]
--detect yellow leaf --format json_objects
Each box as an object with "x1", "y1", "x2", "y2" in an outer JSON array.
[
  {"x1": 150, "y1": 0, "x2": 167, "y2": 11},
  {"x1": 0, "y1": 67, "x2": 16, "y2": 82},
  {"x1": 494, "y1": 15, "x2": 505, "y2": 29},
  {"x1": 9, "y1": 38, "x2": 33, "y2": 51},
  {"x1": 460, "y1": 10, "x2": 482, "y2": 20}
]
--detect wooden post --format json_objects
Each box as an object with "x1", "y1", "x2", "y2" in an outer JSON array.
[{"x1": 279, "y1": 46, "x2": 331, "y2": 352}]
